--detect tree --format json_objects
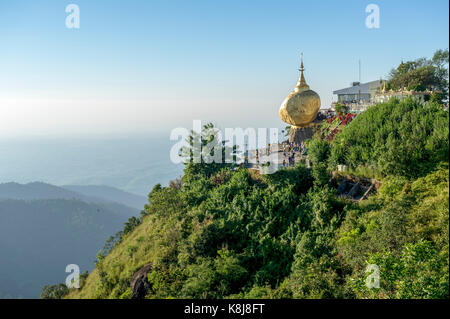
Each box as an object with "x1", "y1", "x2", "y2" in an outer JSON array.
[
  {"x1": 430, "y1": 91, "x2": 446, "y2": 104},
  {"x1": 334, "y1": 103, "x2": 348, "y2": 116},
  {"x1": 181, "y1": 123, "x2": 237, "y2": 180},
  {"x1": 432, "y1": 49, "x2": 450, "y2": 99},
  {"x1": 40, "y1": 283, "x2": 69, "y2": 299},
  {"x1": 388, "y1": 49, "x2": 449, "y2": 100}
]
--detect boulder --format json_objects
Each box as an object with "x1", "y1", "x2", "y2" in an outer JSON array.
[
  {"x1": 130, "y1": 263, "x2": 152, "y2": 299},
  {"x1": 289, "y1": 126, "x2": 315, "y2": 144}
]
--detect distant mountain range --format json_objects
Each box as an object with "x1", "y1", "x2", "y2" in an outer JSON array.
[
  {"x1": 0, "y1": 182, "x2": 147, "y2": 210},
  {"x1": 0, "y1": 182, "x2": 148, "y2": 299},
  {"x1": 61, "y1": 185, "x2": 147, "y2": 210}
]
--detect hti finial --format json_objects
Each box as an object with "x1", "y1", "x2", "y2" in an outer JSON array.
[
  {"x1": 295, "y1": 52, "x2": 308, "y2": 92},
  {"x1": 300, "y1": 52, "x2": 304, "y2": 72}
]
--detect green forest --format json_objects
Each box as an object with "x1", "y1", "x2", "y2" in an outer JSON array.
[
  {"x1": 0, "y1": 197, "x2": 136, "y2": 298},
  {"x1": 56, "y1": 95, "x2": 449, "y2": 300}
]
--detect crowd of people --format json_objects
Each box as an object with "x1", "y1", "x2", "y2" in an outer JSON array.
[
  {"x1": 281, "y1": 141, "x2": 306, "y2": 167},
  {"x1": 243, "y1": 141, "x2": 308, "y2": 168}
]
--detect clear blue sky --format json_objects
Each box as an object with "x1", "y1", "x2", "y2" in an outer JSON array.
[{"x1": 0, "y1": 0, "x2": 448, "y2": 137}]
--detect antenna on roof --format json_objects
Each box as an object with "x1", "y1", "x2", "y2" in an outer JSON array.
[{"x1": 359, "y1": 59, "x2": 361, "y2": 83}]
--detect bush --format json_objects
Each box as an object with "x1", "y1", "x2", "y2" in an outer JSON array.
[
  {"x1": 307, "y1": 138, "x2": 331, "y2": 166},
  {"x1": 40, "y1": 284, "x2": 69, "y2": 299},
  {"x1": 330, "y1": 98, "x2": 448, "y2": 178},
  {"x1": 334, "y1": 103, "x2": 349, "y2": 116},
  {"x1": 354, "y1": 241, "x2": 449, "y2": 299}
]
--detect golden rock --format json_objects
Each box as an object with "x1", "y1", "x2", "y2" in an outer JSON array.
[{"x1": 279, "y1": 55, "x2": 321, "y2": 127}]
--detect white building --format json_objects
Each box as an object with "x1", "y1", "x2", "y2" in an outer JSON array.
[{"x1": 333, "y1": 80, "x2": 383, "y2": 104}]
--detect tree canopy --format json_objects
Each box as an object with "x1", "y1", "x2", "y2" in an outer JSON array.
[{"x1": 388, "y1": 49, "x2": 449, "y2": 101}]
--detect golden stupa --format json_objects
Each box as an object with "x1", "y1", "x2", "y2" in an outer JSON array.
[{"x1": 279, "y1": 54, "x2": 321, "y2": 127}]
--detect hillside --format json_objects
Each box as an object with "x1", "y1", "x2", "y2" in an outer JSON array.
[
  {"x1": 62, "y1": 185, "x2": 147, "y2": 210},
  {"x1": 0, "y1": 182, "x2": 94, "y2": 201},
  {"x1": 0, "y1": 182, "x2": 146, "y2": 211},
  {"x1": 66, "y1": 98, "x2": 449, "y2": 299},
  {"x1": 0, "y1": 182, "x2": 140, "y2": 298},
  {"x1": 0, "y1": 181, "x2": 141, "y2": 220},
  {"x1": 0, "y1": 198, "x2": 137, "y2": 298}
]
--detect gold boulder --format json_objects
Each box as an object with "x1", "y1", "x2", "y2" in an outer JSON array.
[{"x1": 279, "y1": 56, "x2": 321, "y2": 127}]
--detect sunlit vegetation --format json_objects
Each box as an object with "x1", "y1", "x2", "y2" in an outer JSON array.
[
  {"x1": 388, "y1": 49, "x2": 449, "y2": 101},
  {"x1": 62, "y1": 96, "x2": 448, "y2": 299}
]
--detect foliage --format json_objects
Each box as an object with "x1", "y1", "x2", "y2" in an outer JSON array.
[
  {"x1": 284, "y1": 125, "x2": 291, "y2": 137},
  {"x1": 181, "y1": 123, "x2": 238, "y2": 181},
  {"x1": 307, "y1": 138, "x2": 331, "y2": 166},
  {"x1": 40, "y1": 271, "x2": 89, "y2": 299},
  {"x1": 334, "y1": 103, "x2": 349, "y2": 116},
  {"x1": 66, "y1": 98, "x2": 448, "y2": 300},
  {"x1": 40, "y1": 284, "x2": 69, "y2": 299},
  {"x1": 329, "y1": 97, "x2": 448, "y2": 178},
  {"x1": 354, "y1": 241, "x2": 449, "y2": 299},
  {"x1": 0, "y1": 198, "x2": 134, "y2": 298},
  {"x1": 388, "y1": 49, "x2": 449, "y2": 99},
  {"x1": 338, "y1": 166, "x2": 449, "y2": 298}
]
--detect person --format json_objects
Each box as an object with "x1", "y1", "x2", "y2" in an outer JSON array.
[{"x1": 283, "y1": 159, "x2": 286, "y2": 167}]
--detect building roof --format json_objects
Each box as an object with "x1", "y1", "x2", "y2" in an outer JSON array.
[{"x1": 333, "y1": 80, "x2": 382, "y2": 95}]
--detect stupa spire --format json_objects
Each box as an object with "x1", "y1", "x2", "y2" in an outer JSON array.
[
  {"x1": 300, "y1": 52, "x2": 304, "y2": 71},
  {"x1": 279, "y1": 51, "x2": 321, "y2": 140},
  {"x1": 295, "y1": 52, "x2": 309, "y2": 92}
]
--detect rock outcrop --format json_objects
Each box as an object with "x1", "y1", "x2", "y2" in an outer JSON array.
[{"x1": 130, "y1": 263, "x2": 153, "y2": 299}]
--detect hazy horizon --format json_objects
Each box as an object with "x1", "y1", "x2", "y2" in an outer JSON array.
[
  {"x1": 0, "y1": 135, "x2": 185, "y2": 196},
  {"x1": 1, "y1": 0, "x2": 449, "y2": 137}
]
